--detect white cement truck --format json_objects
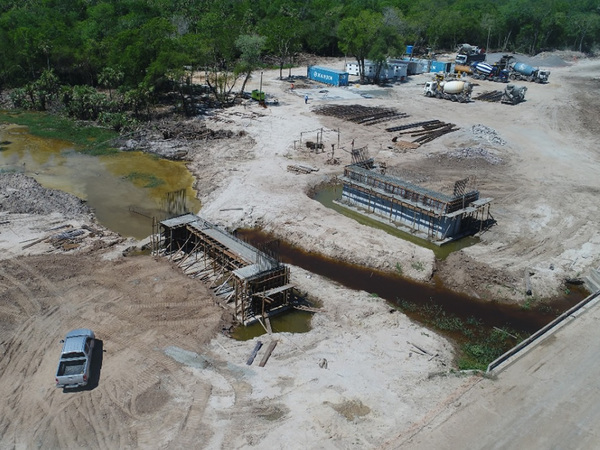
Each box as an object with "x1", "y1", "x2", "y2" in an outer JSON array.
[{"x1": 423, "y1": 79, "x2": 472, "y2": 102}]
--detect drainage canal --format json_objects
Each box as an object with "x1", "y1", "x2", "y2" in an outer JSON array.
[{"x1": 235, "y1": 228, "x2": 586, "y2": 369}]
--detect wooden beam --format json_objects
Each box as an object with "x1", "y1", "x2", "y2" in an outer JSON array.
[{"x1": 259, "y1": 341, "x2": 278, "y2": 367}]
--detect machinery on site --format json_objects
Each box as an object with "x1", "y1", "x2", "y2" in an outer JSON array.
[
  {"x1": 454, "y1": 64, "x2": 472, "y2": 75},
  {"x1": 424, "y1": 75, "x2": 472, "y2": 102},
  {"x1": 501, "y1": 84, "x2": 527, "y2": 104},
  {"x1": 470, "y1": 62, "x2": 509, "y2": 82},
  {"x1": 455, "y1": 43, "x2": 486, "y2": 65},
  {"x1": 509, "y1": 62, "x2": 550, "y2": 83},
  {"x1": 474, "y1": 84, "x2": 527, "y2": 105}
]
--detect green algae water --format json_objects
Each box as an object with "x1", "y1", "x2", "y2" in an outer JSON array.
[{"x1": 0, "y1": 123, "x2": 201, "y2": 239}]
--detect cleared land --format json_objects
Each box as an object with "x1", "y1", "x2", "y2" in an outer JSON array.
[{"x1": 1, "y1": 50, "x2": 599, "y2": 448}]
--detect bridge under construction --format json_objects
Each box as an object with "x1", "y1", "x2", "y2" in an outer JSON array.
[
  {"x1": 338, "y1": 159, "x2": 493, "y2": 242},
  {"x1": 152, "y1": 213, "x2": 294, "y2": 325}
]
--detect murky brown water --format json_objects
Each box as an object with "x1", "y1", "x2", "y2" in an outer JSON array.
[{"x1": 0, "y1": 124, "x2": 201, "y2": 239}]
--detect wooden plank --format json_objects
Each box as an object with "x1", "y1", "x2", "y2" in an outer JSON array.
[
  {"x1": 394, "y1": 140, "x2": 420, "y2": 150},
  {"x1": 258, "y1": 341, "x2": 278, "y2": 367},
  {"x1": 246, "y1": 341, "x2": 263, "y2": 365}
]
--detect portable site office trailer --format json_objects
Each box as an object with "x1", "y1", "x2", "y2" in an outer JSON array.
[
  {"x1": 403, "y1": 58, "x2": 430, "y2": 75},
  {"x1": 386, "y1": 60, "x2": 409, "y2": 79},
  {"x1": 307, "y1": 66, "x2": 349, "y2": 86},
  {"x1": 345, "y1": 60, "x2": 409, "y2": 81}
]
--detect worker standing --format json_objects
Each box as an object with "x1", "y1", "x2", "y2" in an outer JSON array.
[{"x1": 304, "y1": 94, "x2": 308, "y2": 104}]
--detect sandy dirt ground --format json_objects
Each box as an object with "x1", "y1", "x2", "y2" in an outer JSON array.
[{"x1": 1, "y1": 51, "x2": 600, "y2": 449}]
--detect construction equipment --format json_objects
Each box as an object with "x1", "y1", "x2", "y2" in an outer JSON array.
[
  {"x1": 473, "y1": 84, "x2": 527, "y2": 105},
  {"x1": 509, "y1": 62, "x2": 550, "y2": 83},
  {"x1": 454, "y1": 64, "x2": 472, "y2": 75},
  {"x1": 470, "y1": 62, "x2": 509, "y2": 83},
  {"x1": 423, "y1": 78, "x2": 472, "y2": 103},
  {"x1": 501, "y1": 84, "x2": 527, "y2": 104},
  {"x1": 251, "y1": 89, "x2": 265, "y2": 101},
  {"x1": 455, "y1": 43, "x2": 486, "y2": 65}
]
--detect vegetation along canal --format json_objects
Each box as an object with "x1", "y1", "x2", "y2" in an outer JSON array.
[
  {"x1": 0, "y1": 116, "x2": 201, "y2": 239},
  {"x1": 236, "y1": 228, "x2": 587, "y2": 369}
]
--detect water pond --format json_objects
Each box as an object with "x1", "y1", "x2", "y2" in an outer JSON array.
[{"x1": 0, "y1": 123, "x2": 201, "y2": 239}]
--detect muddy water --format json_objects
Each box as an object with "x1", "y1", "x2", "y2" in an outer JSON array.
[
  {"x1": 236, "y1": 228, "x2": 586, "y2": 338},
  {"x1": 0, "y1": 124, "x2": 201, "y2": 239}
]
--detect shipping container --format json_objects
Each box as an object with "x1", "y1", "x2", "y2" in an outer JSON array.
[
  {"x1": 307, "y1": 66, "x2": 349, "y2": 86},
  {"x1": 429, "y1": 61, "x2": 453, "y2": 73}
]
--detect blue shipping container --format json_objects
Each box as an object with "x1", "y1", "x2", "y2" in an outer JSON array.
[
  {"x1": 429, "y1": 61, "x2": 453, "y2": 73},
  {"x1": 307, "y1": 66, "x2": 349, "y2": 87}
]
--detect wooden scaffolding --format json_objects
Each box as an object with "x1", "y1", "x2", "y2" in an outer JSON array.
[{"x1": 152, "y1": 213, "x2": 294, "y2": 325}]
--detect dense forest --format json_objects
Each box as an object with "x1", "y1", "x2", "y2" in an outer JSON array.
[{"x1": 1, "y1": 0, "x2": 598, "y2": 125}]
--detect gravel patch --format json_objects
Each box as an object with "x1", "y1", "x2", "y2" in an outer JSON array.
[
  {"x1": 0, "y1": 173, "x2": 90, "y2": 217},
  {"x1": 445, "y1": 146, "x2": 503, "y2": 165},
  {"x1": 471, "y1": 124, "x2": 506, "y2": 146}
]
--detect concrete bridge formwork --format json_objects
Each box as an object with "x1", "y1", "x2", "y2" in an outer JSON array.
[
  {"x1": 339, "y1": 162, "x2": 493, "y2": 243},
  {"x1": 153, "y1": 213, "x2": 293, "y2": 325}
]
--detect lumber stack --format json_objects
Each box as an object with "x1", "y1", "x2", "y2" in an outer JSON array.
[{"x1": 389, "y1": 120, "x2": 459, "y2": 148}]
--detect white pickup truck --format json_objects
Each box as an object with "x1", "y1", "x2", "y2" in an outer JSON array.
[{"x1": 55, "y1": 329, "x2": 95, "y2": 389}]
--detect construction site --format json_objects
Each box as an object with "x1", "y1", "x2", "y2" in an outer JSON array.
[
  {"x1": 2, "y1": 52, "x2": 600, "y2": 449},
  {"x1": 310, "y1": 104, "x2": 492, "y2": 242},
  {"x1": 153, "y1": 213, "x2": 294, "y2": 326}
]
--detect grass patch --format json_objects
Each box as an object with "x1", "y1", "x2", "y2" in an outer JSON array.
[
  {"x1": 125, "y1": 172, "x2": 165, "y2": 188},
  {"x1": 395, "y1": 262, "x2": 403, "y2": 275},
  {"x1": 0, "y1": 110, "x2": 118, "y2": 155},
  {"x1": 411, "y1": 261, "x2": 425, "y2": 272},
  {"x1": 395, "y1": 297, "x2": 523, "y2": 370}
]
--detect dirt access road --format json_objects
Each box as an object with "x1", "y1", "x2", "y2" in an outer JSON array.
[{"x1": 1, "y1": 51, "x2": 600, "y2": 448}]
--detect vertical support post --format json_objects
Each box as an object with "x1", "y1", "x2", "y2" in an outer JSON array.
[{"x1": 259, "y1": 71, "x2": 263, "y2": 103}]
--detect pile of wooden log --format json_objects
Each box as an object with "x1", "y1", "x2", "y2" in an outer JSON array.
[
  {"x1": 287, "y1": 164, "x2": 319, "y2": 174},
  {"x1": 313, "y1": 104, "x2": 409, "y2": 126},
  {"x1": 474, "y1": 90, "x2": 504, "y2": 102},
  {"x1": 387, "y1": 120, "x2": 459, "y2": 148}
]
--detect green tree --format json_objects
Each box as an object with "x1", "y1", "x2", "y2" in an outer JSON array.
[
  {"x1": 98, "y1": 67, "x2": 124, "y2": 100},
  {"x1": 235, "y1": 34, "x2": 266, "y2": 95},
  {"x1": 338, "y1": 11, "x2": 384, "y2": 83},
  {"x1": 261, "y1": 15, "x2": 302, "y2": 80}
]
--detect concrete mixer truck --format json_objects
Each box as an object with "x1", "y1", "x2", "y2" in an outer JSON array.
[
  {"x1": 509, "y1": 62, "x2": 550, "y2": 83},
  {"x1": 424, "y1": 79, "x2": 472, "y2": 102},
  {"x1": 470, "y1": 62, "x2": 509, "y2": 82},
  {"x1": 501, "y1": 84, "x2": 527, "y2": 104},
  {"x1": 455, "y1": 43, "x2": 486, "y2": 65}
]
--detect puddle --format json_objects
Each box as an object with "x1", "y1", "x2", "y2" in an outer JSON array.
[{"x1": 231, "y1": 309, "x2": 314, "y2": 341}]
